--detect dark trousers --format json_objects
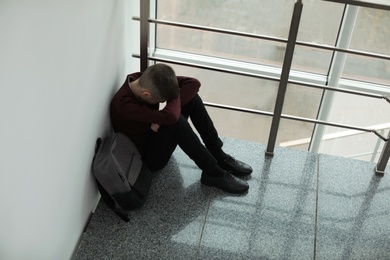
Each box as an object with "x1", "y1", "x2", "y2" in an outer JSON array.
[{"x1": 142, "y1": 94, "x2": 223, "y2": 173}]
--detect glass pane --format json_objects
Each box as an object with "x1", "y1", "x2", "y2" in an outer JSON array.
[
  {"x1": 167, "y1": 65, "x2": 323, "y2": 146},
  {"x1": 282, "y1": 84, "x2": 323, "y2": 119},
  {"x1": 327, "y1": 92, "x2": 390, "y2": 128},
  {"x1": 170, "y1": 64, "x2": 278, "y2": 111},
  {"x1": 156, "y1": 0, "x2": 343, "y2": 74},
  {"x1": 297, "y1": 0, "x2": 344, "y2": 45},
  {"x1": 350, "y1": 7, "x2": 390, "y2": 54},
  {"x1": 157, "y1": 0, "x2": 294, "y2": 37},
  {"x1": 292, "y1": 46, "x2": 334, "y2": 75},
  {"x1": 343, "y1": 55, "x2": 390, "y2": 86},
  {"x1": 277, "y1": 119, "x2": 315, "y2": 151},
  {"x1": 156, "y1": 25, "x2": 287, "y2": 66},
  {"x1": 278, "y1": 83, "x2": 324, "y2": 150},
  {"x1": 167, "y1": 64, "x2": 275, "y2": 143},
  {"x1": 207, "y1": 107, "x2": 272, "y2": 143},
  {"x1": 320, "y1": 92, "x2": 390, "y2": 162},
  {"x1": 320, "y1": 128, "x2": 386, "y2": 163},
  {"x1": 344, "y1": 7, "x2": 390, "y2": 86}
]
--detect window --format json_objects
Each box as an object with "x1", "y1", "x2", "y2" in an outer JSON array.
[
  {"x1": 344, "y1": 8, "x2": 390, "y2": 86},
  {"x1": 146, "y1": 0, "x2": 390, "y2": 162}
]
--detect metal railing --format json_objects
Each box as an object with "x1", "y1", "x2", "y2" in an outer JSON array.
[
  {"x1": 280, "y1": 123, "x2": 390, "y2": 162},
  {"x1": 135, "y1": 0, "x2": 390, "y2": 176},
  {"x1": 323, "y1": 0, "x2": 390, "y2": 11}
]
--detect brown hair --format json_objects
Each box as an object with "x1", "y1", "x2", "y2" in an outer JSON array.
[{"x1": 139, "y1": 64, "x2": 179, "y2": 101}]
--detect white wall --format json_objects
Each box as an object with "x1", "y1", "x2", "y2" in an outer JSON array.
[{"x1": 0, "y1": 1, "x2": 138, "y2": 259}]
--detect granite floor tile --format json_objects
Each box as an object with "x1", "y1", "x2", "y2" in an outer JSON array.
[
  {"x1": 75, "y1": 137, "x2": 390, "y2": 260},
  {"x1": 76, "y1": 149, "x2": 212, "y2": 260},
  {"x1": 198, "y1": 144, "x2": 318, "y2": 260},
  {"x1": 316, "y1": 154, "x2": 390, "y2": 260}
]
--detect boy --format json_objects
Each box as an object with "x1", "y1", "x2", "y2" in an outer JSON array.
[{"x1": 110, "y1": 64, "x2": 252, "y2": 193}]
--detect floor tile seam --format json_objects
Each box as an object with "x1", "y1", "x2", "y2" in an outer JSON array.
[
  {"x1": 313, "y1": 154, "x2": 320, "y2": 260},
  {"x1": 195, "y1": 195, "x2": 212, "y2": 259}
]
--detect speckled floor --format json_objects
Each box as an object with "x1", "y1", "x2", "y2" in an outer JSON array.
[{"x1": 75, "y1": 138, "x2": 390, "y2": 260}]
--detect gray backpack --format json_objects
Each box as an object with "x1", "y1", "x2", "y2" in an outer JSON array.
[{"x1": 92, "y1": 132, "x2": 152, "y2": 221}]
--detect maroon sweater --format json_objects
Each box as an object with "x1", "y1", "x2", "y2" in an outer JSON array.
[{"x1": 110, "y1": 72, "x2": 200, "y2": 152}]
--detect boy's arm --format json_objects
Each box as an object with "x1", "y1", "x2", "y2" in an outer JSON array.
[
  {"x1": 120, "y1": 96, "x2": 181, "y2": 125},
  {"x1": 177, "y1": 76, "x2": 201, "y2": 106}
]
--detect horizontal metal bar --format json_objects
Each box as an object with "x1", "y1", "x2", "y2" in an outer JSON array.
[
  {"x1": 295, "y1": 41, "x2": 390, "y2": 61},
  {"x1": 204, "y1": 101, "x2": 274, "y2": 117},
  {"x1": 288, "y1": 79, "x2": 390, "y2": 103},
  {"x1": 283, "y1": 122, "x2": 390, "y2": 145},
  {"x1": 132, "y1": 53, "x2": 390, "y2": 103},
  {"x1": 282, "y1": 114, "x2": 388, "y2": 141},
  {"x1": 204, "y1": 101, "x2": 389, "y2": 141},
  {"x1": 323, "y1": 0, "x2": 390, "y2": 11},
  {"x1": 132, "y1": 53, "x2": 281, "y2": 82},
  {"x1": 132, "y1": 17, "x2": 390, "y2": 61},
  {"x1": 132, "y1": 17, "x2": 288, "y2": 44}
]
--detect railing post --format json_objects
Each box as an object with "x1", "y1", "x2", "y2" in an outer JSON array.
[
  {"x1": 266, "y1": 0, "x2": 303, "y2": 156},
  {"x1": 375, "y1": 131, "x2": 390, "y2": 176},
  {"x1": 140, "y1": 0, "x2": 150, "y2": 72}
]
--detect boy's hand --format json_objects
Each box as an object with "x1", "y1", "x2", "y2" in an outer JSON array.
[{"x1": 151, "y1": 123, "x2": 161, "y2": 132}]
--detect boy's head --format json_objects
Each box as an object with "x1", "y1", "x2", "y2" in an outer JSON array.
[{"x1": 138, "y1": 64, "x2": 179, "y2": 103}]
